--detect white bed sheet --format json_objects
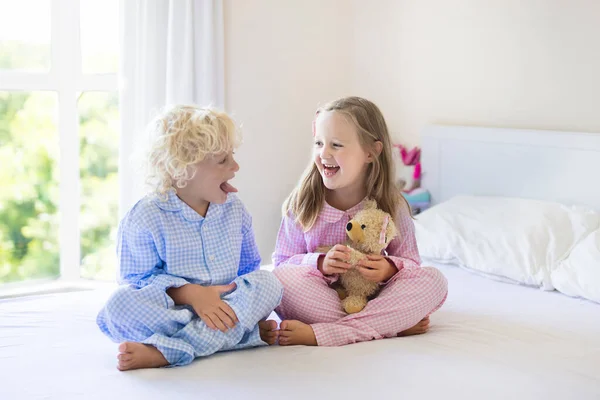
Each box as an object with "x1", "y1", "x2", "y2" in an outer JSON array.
[{"x1": 1, "y1": 263, "x2": 599, "y2": 400}]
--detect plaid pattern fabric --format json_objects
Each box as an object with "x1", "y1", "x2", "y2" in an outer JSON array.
[
  {"x1": 97, "y1": 191, "x2": 283, "y2": 366},
  {"x1": 273, "y1": 265, "x2": 447, "y2": 346},
  {"x1": 272, "y1": 199, "x2": 422, "y2": 271},
  {"x1": 272, "y1": 198, "x2": 448, "y2": 346},
  {"x1": 116, "y1": 191, "x2": 261, "y2": 288}
]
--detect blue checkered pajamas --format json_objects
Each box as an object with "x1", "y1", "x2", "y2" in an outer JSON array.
[{"x1": 97, "y1": 191, "x2": 283, "y2": 366}]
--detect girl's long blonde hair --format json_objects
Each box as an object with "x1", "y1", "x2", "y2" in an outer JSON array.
[{"x1": 283, "y1": 96, "x2": 410, "y2": 231}]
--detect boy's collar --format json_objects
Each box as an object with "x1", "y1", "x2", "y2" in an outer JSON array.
[{"x1": 153, "y1": 190, "x2": 233, "y2": 222}]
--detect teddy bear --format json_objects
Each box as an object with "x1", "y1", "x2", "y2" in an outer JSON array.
[{"x1": 318, "y1": 199, "x2": 398, "y2": 314}]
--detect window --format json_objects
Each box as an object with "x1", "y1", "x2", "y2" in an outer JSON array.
[{"x1": 0, "y1": 0, "x2": 119, "y2": 285}]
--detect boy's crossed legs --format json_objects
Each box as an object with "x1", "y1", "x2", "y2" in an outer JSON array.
[
  {"x1": 98, "y1": 270, "x2": 283, "y2": 370},
  {"x1": 117, "y1": 319, "x2": 279, "y2": 371}
]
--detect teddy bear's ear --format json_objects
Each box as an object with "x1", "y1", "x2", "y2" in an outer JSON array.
[
  {"x1": 386, "y1": 218, "x2": 398, "y2": 242},
  {"x1": 363, "y1": 199, "x2": 377, "y2": 210}
]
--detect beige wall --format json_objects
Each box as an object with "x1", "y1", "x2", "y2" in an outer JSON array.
[
  {"x1": 353, "y1": 0, "x2": 600, "y2": 146},
  {"x1": 225, "y1": 0, "x2": 600, "y2": 262},
  {"x1": 224, "y1": 0, "x2": 353, "y2": 261}
]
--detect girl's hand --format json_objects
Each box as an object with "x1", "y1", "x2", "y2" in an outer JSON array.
[
  {"x1": 188, "y1": 283, "x2": 239, "y2": 332},
  {"x1": 318, "y1": 244, "x2": 352, "y2": 275},
  {"x1": 357, "y1": 255, "x2": 397, "y2": 283}
]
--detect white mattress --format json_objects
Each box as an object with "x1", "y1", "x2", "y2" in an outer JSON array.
[{"x1": 2, "y1": 263, "x2": 600, "y2": 400}]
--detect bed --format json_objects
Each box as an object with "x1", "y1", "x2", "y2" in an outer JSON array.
[{"x1": 2, "y1": 125, "x2": 600, "y2": 400}]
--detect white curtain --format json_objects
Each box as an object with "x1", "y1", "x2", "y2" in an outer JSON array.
[{"x1": 118, "y1": 0, "x2": 225, "y2": 215}]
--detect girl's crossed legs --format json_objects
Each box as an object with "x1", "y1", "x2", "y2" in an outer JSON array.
[{"x1": 273, "y1": 265, "x2": 448, "y2": 346}]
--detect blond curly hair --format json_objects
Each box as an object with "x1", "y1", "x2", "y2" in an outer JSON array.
[{"x1": 145, "y1": 105, "x2": 240, "y2": 195}]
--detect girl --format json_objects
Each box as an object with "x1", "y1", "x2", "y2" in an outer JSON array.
[
  {"x1": 97, "y1": 105, "x2": 282, "y2": 370},
  {"x1": 272, "y1": 96, "x2": 448, "y2": 346}
]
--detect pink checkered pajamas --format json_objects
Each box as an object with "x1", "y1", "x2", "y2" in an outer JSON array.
[{"x1": 272, "y1": 199, "x2": 448, "y2": 346}]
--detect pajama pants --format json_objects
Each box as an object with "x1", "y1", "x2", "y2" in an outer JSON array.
[
  {"x1": 96, "y1": 270, "x2": 283, "y2": 366},
  {"x1": 272, "y1": 265, "x2": 448, "y2": 346}
]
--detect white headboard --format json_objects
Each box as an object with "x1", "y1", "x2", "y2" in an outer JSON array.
[{"x1": 420, "y1": 125, "x2": 600, "y2": 210}]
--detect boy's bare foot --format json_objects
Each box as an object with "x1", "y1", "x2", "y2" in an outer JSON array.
[
  {"x1": 278, "y1": 320, "x2": 317, "y2": 346},
  {"x1": 259, "y1": 320, "x2": 279, "y2": 345},
  {"x1": 117, "y1": 342, "x2": 169, "y2": 371},
  {"x1": 398, "y1": 317, "x2": 430, "y2": 337}
]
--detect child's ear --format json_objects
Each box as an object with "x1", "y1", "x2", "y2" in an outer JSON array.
[{"x1": 367, "y1": 141, "x2": 383, "y2": 162}]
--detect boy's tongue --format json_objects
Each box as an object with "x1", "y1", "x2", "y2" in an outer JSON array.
[{"x1": 220, "y1": 181, "x2": 238, "y2": 193}]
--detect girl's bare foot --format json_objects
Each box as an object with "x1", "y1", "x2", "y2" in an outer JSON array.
[
  {"x1": 278, "y1": 320, "x2": 317, "y2": 346},
  {"x1": 259, "y1": 320, "x2": 279, "y2": 345},
  {"x1": 398, "y1": 317, "x2": 430, "y2": 337},
  {"x1": 117, "y1": 342, "x2": 169, "y2": 371}
]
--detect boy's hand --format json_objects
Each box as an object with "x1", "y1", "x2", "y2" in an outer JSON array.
[
  {"x1": 188, "y1": 283, "x2": 239, "y2": 332},
  {"x1": 357, "y1": 255, "x2": 397, "y2": 283},
  {"x1": 318, "y1": 244, "x2": 352, "y2": 275}
]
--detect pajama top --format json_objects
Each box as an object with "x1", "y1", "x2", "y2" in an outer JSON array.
[
  {"x1": 272, "y1": 198, "x2": 421, "y2": 272},
  {"x1": 116, "y1": 190, "x2": 261, "y2": 290}
]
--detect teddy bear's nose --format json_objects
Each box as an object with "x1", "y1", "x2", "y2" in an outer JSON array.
[{"x1": 346, "y1": 222, "x2": 352, "y2": 231}]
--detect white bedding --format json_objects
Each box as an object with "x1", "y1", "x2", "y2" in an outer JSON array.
[
  {"x1": 414, "y1": 195, "x2": 600, "y2": 292},
  {"x1": 2, "y1": 263, "x2": 599, "y2": 400}
]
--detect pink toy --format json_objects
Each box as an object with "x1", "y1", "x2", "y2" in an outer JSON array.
[
  {"x1": 397, "y1": 145, "x2": 421, "y2": 167},
  {"x1": 393, "y1": 144, "x2": 421, "y2": 192}
]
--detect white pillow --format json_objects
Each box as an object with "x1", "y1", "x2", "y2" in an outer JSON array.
[
  {"x1": 551, "y1": 228, "x2": 600, "y2": 303},
  {"x1": 415, "y1": 196, "x2": 599, "y2": 288}
]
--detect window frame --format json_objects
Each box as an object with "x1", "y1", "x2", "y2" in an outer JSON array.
[{"x1": 0, "y1": 0, "x2": 118, "y2": 285}]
